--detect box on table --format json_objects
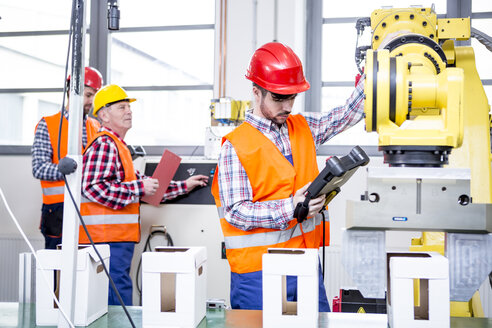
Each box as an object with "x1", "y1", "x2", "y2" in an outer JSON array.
[
  {"x1": 142, "y1": 246, "x2": 207, "y2": 328},
  {"x1": 35, "y1": 244, "x2": 110, "y2": 326},
  {"x1": 387, "y1": 252, "x2": 450, "y2": 328},
  {"x1": 262, "y1": 248, "x2": 319, "y2": 328}
]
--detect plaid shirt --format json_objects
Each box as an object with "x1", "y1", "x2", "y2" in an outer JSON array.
[
  {"x1": 82, "y1": 127, "x2": 187, "y2": 210},
  {"x1": 217, "y1": 77, "x2": 365, "y2": 231},
  {"x1": 32, "y1": 111, "x2": 89, "y2": 181}
]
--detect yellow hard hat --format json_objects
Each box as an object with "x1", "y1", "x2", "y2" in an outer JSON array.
[{"x1": 93, "y1": 84, "x2": 136, "y2": 117}]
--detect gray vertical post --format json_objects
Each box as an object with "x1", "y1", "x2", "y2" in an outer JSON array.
[
  {"x1": 273, "y1": 0, "x2": 278, "y2": 42},
  {"x1": 18, "y1": 252, "x2": 35, "y2": 303},
  {"x1": 252, "y1": 0, "x2": 258, "y2": 52},
  {"x1": 305, "y1": 0, "x2": 323, "y2": 112},
  {"x1": 89, "y1": 0, "x2": 110, "y2": 83},
  {"x1": 447, "y1": 0, "x2": 472, "y2": 46},
  {"x1": 58, "y1": 0, "x2": 86, "y2": 326}
]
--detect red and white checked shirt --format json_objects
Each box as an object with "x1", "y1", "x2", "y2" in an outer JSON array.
[
  {"x1": 82, "y1": 127, "x2": 186, "y2": 210},
  {"x1": 217, "y1": 77, "x2": 366, "y2": 231}
]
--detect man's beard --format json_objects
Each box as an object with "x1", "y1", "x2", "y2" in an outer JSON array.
[
  {"x1": 83, "y1": 105, "x2": 92, "y2": 116},
  {"x1": 259, "y1": 98, "x2": 289, "y2": 125}
]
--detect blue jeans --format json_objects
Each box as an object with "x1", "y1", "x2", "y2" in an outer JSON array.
[
  {"x1": 230, "y1": 262, "x2": 330, "y2": 311},
  {"x1": 107, "y1": 242, "x2": 135, "y2": 306}
]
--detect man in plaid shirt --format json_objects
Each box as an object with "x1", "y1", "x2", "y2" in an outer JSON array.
[
  {"x1": 82, "y1": 84, "x2": 208, "y2": 305},
  {"x1": 212, "y1": 42, "x2": 365, "y2": 311},
  {"x1": 32, "y1": 67, "x2": 103, "y2": 249}
]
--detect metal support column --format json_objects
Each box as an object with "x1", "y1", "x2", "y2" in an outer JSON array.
[
  {"x1": 89, "y1": 0, "x2": 110, "y2": 83},
  {"x1": 305, "y1": 0, "x2": 323, "y2": 112}
]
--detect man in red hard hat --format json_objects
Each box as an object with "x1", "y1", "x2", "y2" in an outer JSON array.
[
  {"x1": 32, "y1": 66, "x2": 103, "y2": 249},
  {"x1": 212, "y1": 42, "x2": 365, "y2": 311}
]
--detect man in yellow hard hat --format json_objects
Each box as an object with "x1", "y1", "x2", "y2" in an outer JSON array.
[{"x1": 81, "y1": 84, "x2": 208, "y2": 305}]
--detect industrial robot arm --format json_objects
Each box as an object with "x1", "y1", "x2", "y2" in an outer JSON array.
[{"x1": 361, "y1": 7, "x2": 470, "y2": 167}]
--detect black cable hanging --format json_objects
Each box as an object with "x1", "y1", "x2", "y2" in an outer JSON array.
[{"x1": 135, "y1": 226, "x2": 174, "y2": 305}]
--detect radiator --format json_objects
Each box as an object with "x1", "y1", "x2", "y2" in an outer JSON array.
[
  {"x1": 0, "y1": 236, "x2": 43, "y2": 302},
  {"x1": 322, "y1": 246, "x2": 491, "y2": 317},
  {"x1": 321, "y1": 246, "x2": 355, "y2": 308}
]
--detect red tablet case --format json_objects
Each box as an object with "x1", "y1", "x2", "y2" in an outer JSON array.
[{"x1": 141, "y1": 150, "x2": 182, "y2": 206}]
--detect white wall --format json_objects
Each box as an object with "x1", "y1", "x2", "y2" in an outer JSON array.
[
  {"x1": 0, "y1": 156, "x2": 42, "y2": 238},
  {"x1": 221, "y1": 0, "x2": 306, "y2": 113}
]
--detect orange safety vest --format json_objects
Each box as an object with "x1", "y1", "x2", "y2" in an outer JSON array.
[
  {"x1": 38, "y1": 112, "x2": 100, "y2": 205},
  {"x1": 79, "y1": 131, "x2": 141, "y2": 244},
  {"x1": 212, "y1": 114, "x2": 328, "y2": 274}
]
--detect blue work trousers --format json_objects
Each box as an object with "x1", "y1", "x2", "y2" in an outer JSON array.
[
  {"x1": 230, "y1": 262, "x2": 330, "y2": 311},
  {"x1": 107, "y1": 242, "x2": 135, "y2": 306},
  {"x1": 40, "y1": 203, "x2": 63, "y2": 249}
]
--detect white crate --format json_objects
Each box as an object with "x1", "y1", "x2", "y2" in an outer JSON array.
[
  {"x1": 387, "y1": 252, "x2": 450, "y2": 328},
  {"x1": 35, "y1": 245, "x2": 109, "y2": 326},
  {"x1": 263, "y1": 248, "x2": 319, "y2": 328},
  {"x1": 142, "y1": 247, "x2": 207, "y2": 328}
]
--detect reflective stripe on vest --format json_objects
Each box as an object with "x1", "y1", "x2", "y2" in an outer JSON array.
[
  {"x1": 211, "y1": 114, "x2": 322, "y2": 274},
  {"x1": 79, "y1": 131, "x2": 140, "y2": 244},
  {"x1": 223, "y1": 213, "x2": 321, "y2": 249},
  {"x1": 82, "y1": 214, "x2": 139, "y2": 226},
  {"x1": 80, "y1": 196, "x2": 139, "y2": 225},
  {"x1": 42, "y1": 186, "x2": 65, "y2": 196},
  {"x1": 217, "y1": 206, "x2": 225, "y2": 218},
  {"x1": 38, "y1": 112, "x2": 100, "y2": 205}
]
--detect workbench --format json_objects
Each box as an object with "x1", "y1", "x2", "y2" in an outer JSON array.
[{"x1": 1, "y1": 303, "x2": 491, "y2": 327}]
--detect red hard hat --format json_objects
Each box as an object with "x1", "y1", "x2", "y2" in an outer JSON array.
[
  {"x1": 67, "y1": 67, "x2": 103, "y2": 91},
  {"x1": 245, "y1": 42, "x2": 310, "y2": 95}
]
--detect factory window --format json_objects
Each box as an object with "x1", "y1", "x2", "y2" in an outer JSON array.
[
  {"x1": 110, "y1": 0, "x2": 215, "y2": 146},
  {"x1": 471, "y1": 18, "x2": 492, "y2": 81},
  {"x1": 0, "y1": 35, "x2": 90, "y2": 90},
  {"x1": 0, "y1": 0, "x2": 214, "y2": 147},
  {"x1": 118, "y1": 90, "x2": 212, "y2": 145},
  {"x1": 0, "y1": 0, "x2": 91, "y2": 146},
  {"x1": 0, "y1": 0, "x2": 73, "y2": 32}
]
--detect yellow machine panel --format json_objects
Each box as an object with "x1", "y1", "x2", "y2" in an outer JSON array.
[
  {"x1": 437, "y1": 18, "x2": 471, "y2": 40},
  {"x1": 370, "y1": 7, "x2": 438, "y2": 50}
]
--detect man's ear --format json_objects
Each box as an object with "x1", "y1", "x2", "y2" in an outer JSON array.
[
  {"x1": 252, "y1": 86, "x2": 262, "y2": 102},
  {"x1": 252, "y1": 86, "x2": 259, "y2": 97},
  {"x1": 97, "y1": 108, "x2": 109, "y2": 123}
]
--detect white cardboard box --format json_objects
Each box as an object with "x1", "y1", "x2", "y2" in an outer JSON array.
[
  {"x1": 262, "y1": 248, "x2": 319, "y2": 328},
  {"x1": 35, "y1": 244, "x2": 110, "y2": 326},
  {"x1": 142, "y1": 246, "x2": 207, "y2": 328},
  {"x1": 387, "y1": 252, "x2": 450, "y2": 328}
]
